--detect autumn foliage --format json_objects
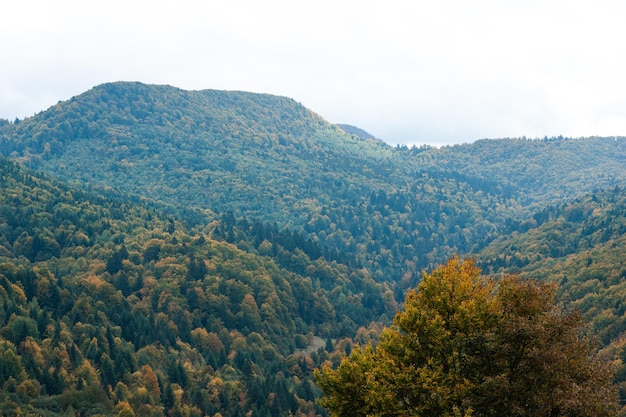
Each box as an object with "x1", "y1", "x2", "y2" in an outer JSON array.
[{"x1": 316, "y1": 256, "x2": 619, "y2": 417}]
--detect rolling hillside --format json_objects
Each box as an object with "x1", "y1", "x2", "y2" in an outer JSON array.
[
  {"x1": 0, "y1": 156, "x2": 397, "y2": 416},
  {"x1": 477, "y1": 186, "x2": 626, "y2": 343},
  {"x1": 3, "y1": 82, "x2": 626, "y2": 414},
  {"x1": 4, "y1": 82, "x2": 626, "y2": 281}
]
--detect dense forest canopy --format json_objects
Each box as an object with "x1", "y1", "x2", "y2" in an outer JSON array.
[
  {"x1": 1, "y1": 82, "x2": 626, "y2": 415},
  {"x1": 317, "y1": 257, "x2": 618, "y2": 417},
  {"x1": 4, "y1": 83, "x2": 626, "y2": 286},
  {"x1": 0, "y1": 156, "x2": 394, "y2": 416}
]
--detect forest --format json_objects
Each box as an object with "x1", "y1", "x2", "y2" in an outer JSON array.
[
  {"x1": 0, "y1": 156, "x2": 395, "y2": 416},
  {"x1": 1, "y1": 81, "x2": 626, "y2": 415}
]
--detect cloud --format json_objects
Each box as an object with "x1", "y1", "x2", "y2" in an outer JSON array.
[{"x1": 1, "y1": 0, "x2": 626, "y2": 145}]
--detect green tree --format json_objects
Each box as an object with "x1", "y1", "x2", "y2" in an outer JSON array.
[
  {"x1": 0, "y1": 341, "x2": 25, "y2": 386},
  {"x1": 316, "y1": 256, "x2": 618, "y2": 417}
]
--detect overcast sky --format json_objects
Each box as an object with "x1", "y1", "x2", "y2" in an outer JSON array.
[{"x1": 1, "y1": 1, "x2": 625, "y2": 146}]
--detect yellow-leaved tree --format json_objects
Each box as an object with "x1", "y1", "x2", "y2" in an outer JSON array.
[{"x1": 315, "y1": 256, "x2": 618, "y2": 417}]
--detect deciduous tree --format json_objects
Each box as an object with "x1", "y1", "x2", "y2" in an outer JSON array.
[{"x1": 316, "y1": 256, "x2": 619, "y2": 417}]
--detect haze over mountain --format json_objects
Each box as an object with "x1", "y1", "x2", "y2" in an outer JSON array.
[{"x1": 2, "y1": 82, "x2": 626, "y2": 415}]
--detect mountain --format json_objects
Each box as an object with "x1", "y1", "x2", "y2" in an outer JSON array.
[
  {"x1": 335, "y1": 124, "x2": 379, "y2": 141},
  {"x1": 476, "y1": 186, "x2": 626, "y2": 343},
  {"x1": 0, "y1": 156, "x2": 396, "y2": 416},
  {"x1": 3, "y1": 82, "x2": 626, "y2": 414},
  {"x1": 0, "y1": 81, "x2": 389, "y2": 221},
  {"x1": 4, "y1": 82, "x2": 626, "y2": 283},
  {"x1": 0, "y1": 82, "x2": 500, "y2": 283},
  {"x1": 424, "y1": 137, "x2": 626, "y2": 208},
  {"x1": 469, "y1": 185, "x2": 626, "y2": 398}
]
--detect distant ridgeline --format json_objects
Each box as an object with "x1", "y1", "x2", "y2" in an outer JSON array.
[
  {"x1": 335, "y1": 123, "x2": 380, "y2": 141},
  {"x1": 3, "y1": 82, "x2": 626, "y2": 279},
  {"x1": 2, "y1": 82, "x2": 626, "y2": 415}
]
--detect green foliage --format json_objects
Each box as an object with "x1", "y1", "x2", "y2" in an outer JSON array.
[
  {"x1": 475, "y1": 186, "x2": 626, "y2": 409},
  {"x1": 316, "y1": 257, "x2": 619, "y2": 417},
  {"x1": 478, "y1": 186, "x2": 626, "y2": 273},
  {"x1": 0, "y1": 157, "x2": 378, "y2": 416},
  {"x1": 3, "y1": 83, "x2": 626, "y2": 415},
  {"x1": 9, "y1": 83, "x2": 626, "y2": 281}
]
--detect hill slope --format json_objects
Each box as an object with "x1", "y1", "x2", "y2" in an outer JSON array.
[
  {"x1": 474, "y1": 186, "x2": 626, "y2": 398},
  {"x1": 1, "y1": 82, "x2": 396, "y2": 221},
  {"x1": 0, "y1": 156, "x2": 394, "y2": 416},
  {"x1": 0, "y1": 82, "x2": 512, "y2": 278},
  {"x1": 4, "y1": 82, "x2": 626, "y2": 279},
  {"x1": 477, "y1": 186, "x2": 626, "y2": 342},
  {"x1": 3, "y1": 82, "x2": 626, "y2": 411},
  {"x1": 421, "y1": 137, "x2": 626, "y2": 208}
]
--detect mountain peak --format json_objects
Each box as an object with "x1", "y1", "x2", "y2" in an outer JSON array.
[{"x1": 336, "y1": 123, "x2": 380, "y2": 141}]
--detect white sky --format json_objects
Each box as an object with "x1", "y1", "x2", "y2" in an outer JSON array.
[{"x1": 1, "y1": 0, "x2": 625, "y2": 146}]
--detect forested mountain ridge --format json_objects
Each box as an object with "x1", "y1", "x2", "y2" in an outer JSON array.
[
  {"x1": 0, "y1": 156, "x2": 393, "y2": 416},
  {"x1": 0, "y1": 81, "x2": 397, "y2": 218},
  {"x1": 0, "y1": 82, "x2": 509, "y2": 279},
  {"x1": 419, "y1": 136, "x2": 626, "y2": 209},
  {"x1": 4, "y1": 82, "x2": 626, "y2": 413},
  {"x1": 4, "y1": 82, "x2": 626, "y2": 282},
  {"x1": 470, "y1": 186, "x2": 626, "y2": 402},
  {"x1": 334, "y1": 124, "x2": 379, "y2": 141},
  {"x1": 477, "y1": 186, "x2": 626, "y2": 345}
]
